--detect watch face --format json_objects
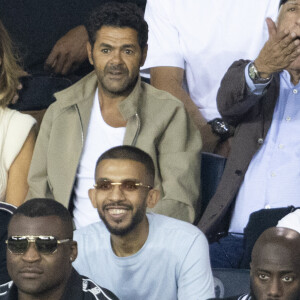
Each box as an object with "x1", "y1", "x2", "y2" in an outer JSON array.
[
  {"x1": 214, "y1": 119, "x2": 229, "y2": 135},
  {"x1": 249, "y1": 63, "x2": 258, "y2": 80}
]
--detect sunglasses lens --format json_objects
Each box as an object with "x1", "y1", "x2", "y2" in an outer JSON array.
[
  {"x1": 97, "y1": 181, "x2": 112, "y2": 190},
  {"x1": 121, "y1": 180, "x2": 138, "y2": 191},
  {"x1": 36, "y1": 237, "x2": 58, "y2": 254},
  {"x1": 7, "y1": 237, "x2": 28, "y2": 254}
]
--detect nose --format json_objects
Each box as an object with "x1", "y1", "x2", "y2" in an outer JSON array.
[
  {"x1": 108, "y1": 184, "x2": 126, "y2": 200},
  {"x1": 267, "y1": 277, "x2": 283, "y2": 298},
  {"x1": 110, "y1": 50, "x2": 123, "y2": 65},
  {"x1": 22, "y1": 242, "x2": 41, "y2": 262}
]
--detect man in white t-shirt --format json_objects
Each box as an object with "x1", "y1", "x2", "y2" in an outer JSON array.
[
  {"x1": 27, "y1": 2, "x2": 201, "y2": 228},
  {"x1": 73, "y1": 145, "x2": 215, "y2": 300},
  {"x1": 141, "y1": 0, "x2": 280, "y2": 151}
]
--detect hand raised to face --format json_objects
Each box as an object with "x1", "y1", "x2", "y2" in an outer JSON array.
[{"x1": 254, "y1": 17, "x2": 300, "y2": 78}]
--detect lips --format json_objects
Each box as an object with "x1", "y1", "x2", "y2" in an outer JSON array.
[
  {"x1": 103, "y1": 204, "x2": 132, "y2": 221},
  {"x1": 19, "y1": 267, "x2": 43, "y2": 278}
]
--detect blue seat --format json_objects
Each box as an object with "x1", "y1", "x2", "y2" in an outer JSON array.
[
  {"x1": 194, "y1": 152, "x2": 227, "y2": 225},
  {"x1": 213, "y1": 268, "x2": 250, "y2": 298}
]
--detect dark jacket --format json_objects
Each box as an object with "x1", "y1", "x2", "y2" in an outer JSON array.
[
  {"x1": 0, "y1": 268, "x2": 119, "y2": 300},
  {"x1": 198, "y1": 59, "x2": 280, "y2": 237}
]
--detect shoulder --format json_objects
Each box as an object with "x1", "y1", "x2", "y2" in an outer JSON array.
[
  {"x1": 138, "y1": 82, "x2": 189, "y2": 121},
  {"x1": 74, "y1": 222, "x2": 108, "y2": 244},
  {"x1": 148, "y1": 213, "x2": 206, "y2": 243},
  {"x1": 0, "y1": 281, "x2": 14, "y2": 299},
  {"x1": 50, "y1": 71, "x2": 97, "y2": 110},
  {"x1": 1, "y1": 108, "x2": 36, "y2": 168},
  {"x1": 2, "y1": 108, "x2": 35, "y2": 132},
  {"x1": 141, "y1": 82, "x2": 183, "y2": 107}
]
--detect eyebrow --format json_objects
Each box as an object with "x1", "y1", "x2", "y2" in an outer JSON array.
[
  {"x1": 286, "y1": 1, "x2": 300, "y2": 5},
  {"x1": 96, "y1": 177, "x2": 139, "y2": 182},
  {"x1": 98, "y1": 43, "x2": 136, "y2": 49},
  {"x1": 121, "y1": 44, "x2": 136, "y2": 48},
  {"x1": 256, "y1": 268, "x2": 296, "y2": 275},
  {"x1": 99, "y1": 43, "x2": 113, "y2": 48}
]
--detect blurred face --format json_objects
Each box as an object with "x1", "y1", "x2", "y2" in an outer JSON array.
[
  {"x1": 277, "y1": 0, "x2": 300, "y2": 70},
  {"x1": 250, "y1": 242, "x2": 300, "y2": 300},
  {"x1": 7, "y1": 215, "x2": 76, "y2": 298},
  {"x1": 89, "y1": 159, "x2": 156, "y2": 236},
  {"x1": 87, "y1": 26, "x2": 147, "y2": 98}
]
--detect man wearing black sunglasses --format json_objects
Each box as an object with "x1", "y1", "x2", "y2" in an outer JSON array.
[
  {"x1": 0, "y1": 198, "x2": 118, "y2": 300},
  {"x1": 73, "y1": 146, "x2": 215, "y2": 300}
]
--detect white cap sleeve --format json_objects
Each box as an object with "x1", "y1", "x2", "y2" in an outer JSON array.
[{"x1": 3, "y1": 109, "x2": 36, "y2": 171}]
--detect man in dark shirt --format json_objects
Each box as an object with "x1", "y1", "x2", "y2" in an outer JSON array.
[{"x1": 0, "y1": 198, "x2": 118, "y2": 300}]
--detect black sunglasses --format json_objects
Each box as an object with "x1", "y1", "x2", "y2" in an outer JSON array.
[{"x1": 6, "y1": 236, "x2": 71, "y2": 255}]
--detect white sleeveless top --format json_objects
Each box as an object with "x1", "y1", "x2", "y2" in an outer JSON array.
[{"x1": 0, "y1": 107, "x2": 36, "y2": 201}]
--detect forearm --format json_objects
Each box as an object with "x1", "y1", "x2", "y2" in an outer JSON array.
[
  {"x1": 6, "y1": 128, "x2": 36, "y2": 206},
  {"x1": 150, "y1": 67, "x2": 207, "y2": 129}
]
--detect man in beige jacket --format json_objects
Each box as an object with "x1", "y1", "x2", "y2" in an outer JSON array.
[{"x1": 27, "y1": 2, "x2": 201, "y2": 228}]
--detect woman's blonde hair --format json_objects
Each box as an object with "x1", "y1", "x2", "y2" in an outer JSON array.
[{"x1": 0, "y1": 20, "x2": 24, "y2": 107}]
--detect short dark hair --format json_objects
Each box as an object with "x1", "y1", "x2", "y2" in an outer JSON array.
[
  {"x1": 10, "y1": 198, "x2": 73, "y2": 237},
  {"x1": 85, "y1": 1, "x2": 148, "y2": 50},
  {"x1": 279, "y1": 0, "x2": 288, "y2": 8},
  {"x1": 95, "y1": 146, "x2": 155, "y2": 183}
]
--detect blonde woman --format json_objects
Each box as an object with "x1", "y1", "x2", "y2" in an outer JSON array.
[{"x1": 0, "y1": 20, "x2": 36, "y2": 206}]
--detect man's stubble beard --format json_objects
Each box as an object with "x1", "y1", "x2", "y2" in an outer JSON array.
[
  {"x1": 98, "y1": 201, "x2": 147, "y2": 236},
  {"x1": 95, "y1": 64, "x2": 138, "y2": 97}
]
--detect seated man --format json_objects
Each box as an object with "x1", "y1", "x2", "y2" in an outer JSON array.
[
  {"x1": 73, "y1": 146, "x2": 214, "y2": 300},
  {"x1": 278, "y1": 209, "x2": 300, "y2": 233},
  {"x1": 210, "y1": 227, "x2": 300, "y2": 300},
  {"x1": 199, "y1": 0, "x2": 300, "y2": 267},
  {"x1": 0, "y1": 198, "x2": 118, "y2": 300},
  {"x1": 141, "y1": 0, "x2": 280, "y2": 152},
  {"x1": 27, "y1": 2, "x2": 202, "y2": 228}
]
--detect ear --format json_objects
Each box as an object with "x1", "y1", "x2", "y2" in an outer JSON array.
[
  {"x1": 146, "y1": 188, "x2": 160, "y2": 208},
  {"x1": 140, "y1": 45, "x2": 148, "y2": 67},
  {"x1": 87, "y1": 42, "x2": 94, "y2": 66},
  {"x1": 70, "y1": 241, "x2": 78, "y2": 262},
  {"x1": 88, "y1": 188, "x2": 97, "y2": 208}
]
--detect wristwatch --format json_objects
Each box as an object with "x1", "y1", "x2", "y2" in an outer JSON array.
[
  {"x1": 248, "y1": 62, "x2": 271, "y2": 84},
  {"x1": 208, "y1": 118, "x2": 234, "y2": 140}
]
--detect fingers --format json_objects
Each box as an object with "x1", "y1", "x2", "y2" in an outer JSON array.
[
  {"x1": 11, "y1": 84, "x2": 23, "y2": 104},
  {"x1": 44, "y1": 50, "x2": 57, "y2": 72},
  {"x1": 266, "y1": 17, "x2": 277, "y2": 39}
]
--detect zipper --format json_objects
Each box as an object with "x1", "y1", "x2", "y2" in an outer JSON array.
[
  {"x1": 68, "y1": 104, "x2": 84, "y2": 210},
  {"x1": 131, "y1": 113, "x2": 140, "y2": 146},
  {"x1": 75, "y1": 104, "x2": 84, "y2": 146}
]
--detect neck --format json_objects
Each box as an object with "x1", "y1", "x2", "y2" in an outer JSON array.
[
  {"x1": 110, "y1": 216, "x2": 149, "y2": 257},
  {"x1": 288, "y1": 68, "x2": 300, "y2": 85},
  {"x1": 97, "y1": 85, "x2": 127, "y2": 128}
]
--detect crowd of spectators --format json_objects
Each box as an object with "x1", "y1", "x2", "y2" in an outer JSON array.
[{"x1": 1, "y1": 0, "x2": 300, "y2": 299}]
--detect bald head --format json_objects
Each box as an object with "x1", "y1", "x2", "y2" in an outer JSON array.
[
  {"x1": 250, "y1": 227, "x2": 300, "y2": 300},
  {"x1": 252, "y1": 227, "x2": 300, "y2": 263}
]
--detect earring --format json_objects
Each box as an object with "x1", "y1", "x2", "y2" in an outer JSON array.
[{"x1": 70, "y1": 257, "x2": 73, "y2": 262}]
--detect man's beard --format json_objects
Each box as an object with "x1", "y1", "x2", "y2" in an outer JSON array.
[
  {"x1": 98, "y1": 202, "x2": 147, "y2": 236},
  {"x1": 96, "y1": 64, "x2": 138, "y2": 97}
]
